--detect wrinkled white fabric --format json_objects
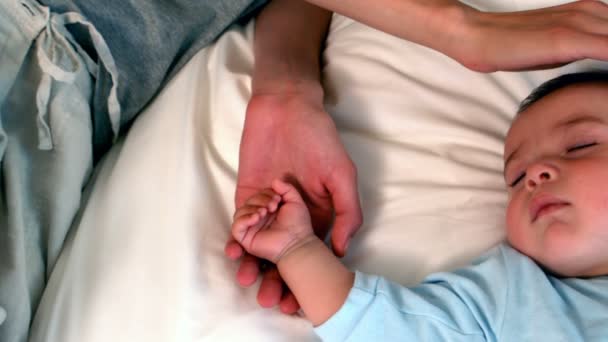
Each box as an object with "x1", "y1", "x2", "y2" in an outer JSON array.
[{"x1": 31, "y1": 0, "x2": 608, "y2": 340}]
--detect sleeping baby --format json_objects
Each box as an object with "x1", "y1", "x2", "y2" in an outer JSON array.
[{"x1": 230, "y1": 71, "x2": 608, "y2": 341}]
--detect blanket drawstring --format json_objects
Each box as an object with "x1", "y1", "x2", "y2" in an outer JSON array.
[{"x1": 34, "y1": 5, "x2": 121, "y2": 150}]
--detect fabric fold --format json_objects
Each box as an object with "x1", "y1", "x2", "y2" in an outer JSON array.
[{"x1": 33, "y1": 4, "x2": 122, "y2": 150}]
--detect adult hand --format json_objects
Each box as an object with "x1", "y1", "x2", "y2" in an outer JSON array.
[
  {"x1": 306, "y1": 0, "x2": 608, "y2": 72},
  {"x1": 225, "y1": 83, "x2": 363, "y2": 314},
  {"x1": 450, "y1": 0, "x2": 608, "y2": 72}
]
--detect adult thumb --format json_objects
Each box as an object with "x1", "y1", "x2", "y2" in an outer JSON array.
[{"x1": 326, "y1": 171, "x2": 363, "y2": 257}]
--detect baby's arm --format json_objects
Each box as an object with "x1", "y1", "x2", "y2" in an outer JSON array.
[
  {"x1": 276, "y1": 232, "x2": 354, "y2": 326},
  {"x1": 232, "y1": 179, "x2": 354, "y2": 325}
]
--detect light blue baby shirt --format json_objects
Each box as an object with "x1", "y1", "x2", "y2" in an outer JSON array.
[{"x1": 315, "y1": 244, "x2": 608, "y2": 341}]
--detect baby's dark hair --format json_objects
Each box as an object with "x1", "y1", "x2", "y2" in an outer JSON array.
[{"x1": 518, "y1": 70, "x2": 608, "y2": 113}]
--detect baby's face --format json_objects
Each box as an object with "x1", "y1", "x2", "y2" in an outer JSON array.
[{"x1": 504, "y1": 82, "x2": 608, "y2": 277}]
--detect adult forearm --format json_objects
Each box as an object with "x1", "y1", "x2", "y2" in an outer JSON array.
[
  {"x1": 303, "y1": 0, "x2": 473, "y2": 57},
  {"x1": 277, "y1": 238, "x2": 354, "y2": 326},
  {"x1": 252, "y1": 0, "x2": 332, "y2": 95}
]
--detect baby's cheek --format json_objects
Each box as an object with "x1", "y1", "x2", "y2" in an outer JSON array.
[
  {"x1": 575, "y1": 176, "x2": 608, "y2": 236},
  {"x1": 592, "y1": 194, "x2": 608, "y2": 226},
  {"x1": 585, "y1": 185, "x2": 608, "y2": 213},
  {"x1": 505, "y1": 198, "x2": 529, "y2": 249},
  {"x1": 574, "y1": 168, "x2": 608, "y2": 211},
  {"x1": 505, "y1": 196, "x2": 520, "y2": 226},
  {"x1": 600, "y1": 191, "x2": 608, "y2": 210},
  {"x1": 505, "y1": 203, "x2": 519, "y2": 240}
]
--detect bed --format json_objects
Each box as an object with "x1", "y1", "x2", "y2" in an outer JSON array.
[{"x1": 28, "y1": 0, "x2": 607, "y2": 341}]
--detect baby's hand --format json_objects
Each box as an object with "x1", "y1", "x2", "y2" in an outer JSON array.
[{"x1": 232, "y1": 179, "x2": 315, "y2": 264}]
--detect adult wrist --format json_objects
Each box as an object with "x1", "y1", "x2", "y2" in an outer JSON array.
[
  {"x1": 439, "y1": 6, "x2": 498, "y2": 72},
  {"x1": 424, "y1": 4, "x2": 479, "y2": 60},
  {"x1": 248, "y1": 78, "x2": 326, "y2": 116},
  {"x1": 251, "y1": 77, "x2": 324, "y2": 99}
]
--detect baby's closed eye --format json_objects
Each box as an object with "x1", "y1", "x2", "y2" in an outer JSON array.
[
  {"x1": 566, "y1": 142, "x2": 597, "y2": 153},
  {"x1": 509, "y1": 172, "x2": 526, "y2": 187}
]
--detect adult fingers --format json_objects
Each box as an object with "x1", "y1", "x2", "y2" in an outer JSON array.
[
  {"x1": 326, "y1": 164, "x2": 363, "y2": 257},
  {"x1": 279, "y1": 290, "x2": 301, "y2": 315},
  {"x1": 236, "y1": 253, "x2": 261, "y2": 287},
  {"x1": 224, "y1": 238, "x2": 244, "y2": 260},
  {"x1": 521, "y1": 2, "x2": 608, "y2": 60},
  {"x1": 257, "y1": 266, "x2": 283, "y2": 308}
]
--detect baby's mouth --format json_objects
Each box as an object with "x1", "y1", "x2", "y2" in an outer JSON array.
[{"x1": 529, "y1": 195, "x2": 570, "y2": 223}]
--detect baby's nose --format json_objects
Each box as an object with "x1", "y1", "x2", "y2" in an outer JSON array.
[{"x1": 525, "y1": 163, "x2": 558, "y2": 191}]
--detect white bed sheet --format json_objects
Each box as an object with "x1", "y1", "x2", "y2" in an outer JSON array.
[{"x1": 30, "y1": 0, "x2": 607, "y2": 341}]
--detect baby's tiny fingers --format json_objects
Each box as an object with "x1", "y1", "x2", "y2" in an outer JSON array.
[
  {"x1": 248, "y1": 211, "x2": 269, "y2": 235},
  {"x1": 271, "y1": 179, "x2": 305, "y2": 204},
  {"x1": 266, "y1": 194, "x2": 282, "y2": 213},
  {"x1": 244, "y1": 189, "x2": 280, "y2": 207},
  {"x1": 234, "y1": 204, "x2": 265, "y2": 221},
  {"x1": 232, "y1": 212, "x2": 261, "y2": 243},
  {"x1": 262, "y1": 211, "x2": 278, "y2": 231}
]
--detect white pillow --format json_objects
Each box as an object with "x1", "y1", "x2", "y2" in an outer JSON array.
[{"x1": 30, "y1": 1, "x2": 607, "y2": 340}]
